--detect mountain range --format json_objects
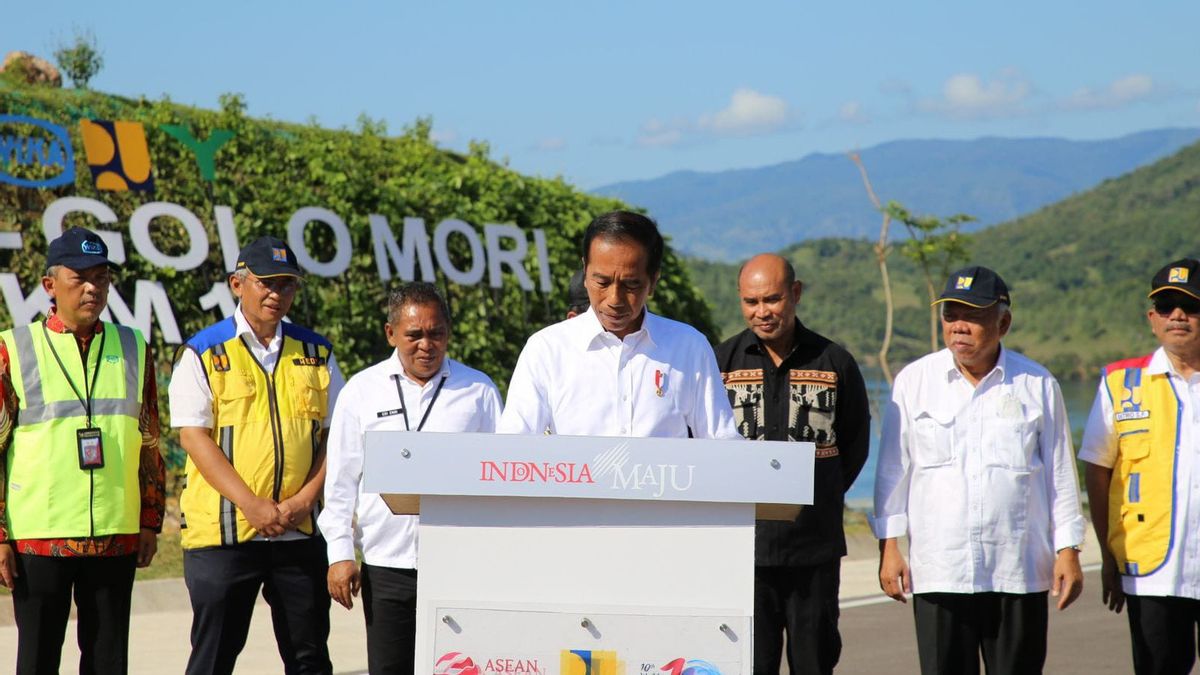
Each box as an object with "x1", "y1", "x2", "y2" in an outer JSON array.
[
  {"x1": 686, "y1": 136, "x2": 1200, "y2": 380},
  {"x1": 596, "y1": 129, "x2": 1200, "y2": 261}
]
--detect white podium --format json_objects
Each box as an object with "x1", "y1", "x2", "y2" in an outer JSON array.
[{"x1": 363, "y1": 432, "x2": 813, "y2": 675}]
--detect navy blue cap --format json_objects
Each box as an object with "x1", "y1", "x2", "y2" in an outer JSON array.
[
  {"x1": 46, "y1": 226, "x2": 119, "y2": 271},
  {"x1": 235, "y1": 236, "x2": 302, "y2": 278},
  {"x1": 933, "y1": 265, "x2": 1011, "y2": 308},
  {"x1": 1148, "y1": 258, "x2": 1200, "y2": 301}
]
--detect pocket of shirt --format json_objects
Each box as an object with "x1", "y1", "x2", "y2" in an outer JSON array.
[
  {"x1": 290, "y1": 365, "x2": 330, "y2": 419},
  {"x1": 1116, "y1": 429, "x2": 1151, "y2": 475},
  {"x1": 985, "y1": 417, "x2": 1038, "y2": 472},
  {"x1": 911, "y1": 414, "x2": 953, "y2": 467},
  {"x1": 215, "y1": 373, "x2": 259, "y2": 425}
]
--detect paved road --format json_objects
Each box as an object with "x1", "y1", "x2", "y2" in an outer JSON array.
[
  {"x1": 1, "y1": 567, "x2": 1141, "y2": 674},
  {"x1": 837, "y1": 569, "x2": 1138, "y2": 675}
]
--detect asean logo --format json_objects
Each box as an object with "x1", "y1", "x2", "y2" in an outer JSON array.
[
  {"x1": 79, "y1": 119, "x2": 155, "y2": 192},
  {"x1": 434, "y1": 652, "x2": 481, "y2": 675},
  {"x1": 1169, "y1": 267, "x2": 1189, "y2": 283},
  {"x1": 955, "y1": 276, "x2": 973, "y2": 290}
]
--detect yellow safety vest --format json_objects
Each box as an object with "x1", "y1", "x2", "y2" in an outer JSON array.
[
  {"x1": 1102, "y1": 354, "x2": 1179, "y2": 577},
  {"x1": 178, "y1": 318, "x2": 331, "y2": 549},
  {"x1": 2, "y1": 321, "x2": 145, "y2": 539}
]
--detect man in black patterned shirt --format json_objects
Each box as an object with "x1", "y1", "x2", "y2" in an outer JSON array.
[{"x1": 715, "y1": 253, "x2": 871, "y2": 675}]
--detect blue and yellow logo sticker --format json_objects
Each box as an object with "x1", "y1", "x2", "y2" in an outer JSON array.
[
  {"x1": 80, "y1": 119, "x2": 155, "y2": 192},
  {"x1": 1169, "y1": 267, "x2": 1189, "y2": 284},
  {"x1": 955, "y1": 276, "x2": 974, "y2": 290},
  {"x1": 271, "y1": 247, "x2": 288, "y2": 262},
  {"x1": 562, "y1": 650, "x2": 623, "y2": 675}
]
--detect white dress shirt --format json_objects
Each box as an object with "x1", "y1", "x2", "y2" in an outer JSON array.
[
  {"x1": 168, "y1": 306, "x2": 345, "y2": 541},
  {"x1": 168, "y1": 306, "x2": 345, "y2": 429},
  {"x1": 497, "y1": 308, "x2": 739, "y2": 439},
  {"x1": 318, "y1": 354, "x2": 502, "y2": 568},
  {"x1": 1079, "y1": 347, "x2": 1200, "y2": 600},
  {"x1": 872, "y1": 347, "x2": 1086, "y2": 594}
]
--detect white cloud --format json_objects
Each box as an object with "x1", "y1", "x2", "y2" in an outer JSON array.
[
  {"x1": 636, "y1": 88, "x2": 794, "y2": 148},
  {"x1": 1063, "y1": 74, "x2": 1158, "y2": 110},
  {"x1": 532, "y1": 137, "x2": 567, "y2": 152},
  {"x1": 636, "y1": 118, "x2": 686, "y2": 148},
  {"x1": 697, "y1": 88, "x2": 790, "y2": 135},
  {"x1": 838, "y1": 101, "x2": 869, "y2": 124},
  {"x1": 921, "y1": 71, "x2": 1032, "y2": 119}
]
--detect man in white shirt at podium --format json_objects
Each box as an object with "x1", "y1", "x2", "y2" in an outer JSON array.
[
  {"x1": 499, "y1": 210, "x2": 739, "y2": 439},
  {"x1": 318, "y1": 283, "x2": 503, "y2": 675}
]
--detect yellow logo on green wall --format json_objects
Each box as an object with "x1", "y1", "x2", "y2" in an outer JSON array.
[{"x1": 80, "y1": 119, "x2": 155, "y2": 192}]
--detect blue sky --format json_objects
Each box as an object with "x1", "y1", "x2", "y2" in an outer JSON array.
[{"x1": 3, "y1": 1, "x2": 1197, "y2": 188}]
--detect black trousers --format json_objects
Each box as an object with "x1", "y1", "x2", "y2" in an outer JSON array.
[
  {"x1": 753, "y1": 561, "x2": 842, "y2": 675},
  {"x1": 361, "y1": 564, "x2": 418, "y2": 675},
  {"x1": 913, "y1": 591, "x2": 1048, "y2": 675},
  {"x1": 11, "y1": 553, "x2": 137, "y2": 675},
  {"x1": 183, "y1": 537, "x2": 332, "y2": 675},
  {"x1": 1126, "y1": 595, "x2": 1200, "y2": 675}
]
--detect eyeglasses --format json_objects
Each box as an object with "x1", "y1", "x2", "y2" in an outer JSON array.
[
  {"x1": 1153, "y1": 296, "x2": 1200, "y2": 316},
  {"x1": 250, "y1": 275, "x2": 301, "y2": 295}
]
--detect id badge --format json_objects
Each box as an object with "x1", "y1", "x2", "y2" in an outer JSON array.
[{"x1": 77, "y1": 428, "x2": 105, "y2": 470}]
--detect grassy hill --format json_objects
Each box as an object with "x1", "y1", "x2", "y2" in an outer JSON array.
[
  {"x1": 691, "y1": 139, "x2": 1200, "y2": 379},
  {"x1": 600, "y1": 130, "x2": 1200, "y2": 261}
]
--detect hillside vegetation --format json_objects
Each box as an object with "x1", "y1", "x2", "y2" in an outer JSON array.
[
  {"x1": 0, "y1": 84, "x2": 716, "y2": 372},
  {"x1": 0, "y1": 83, "x2": 715, "y2": 472},
  {"x1": 691, "y1": 139, "x2": 1200, "y2": 379}
]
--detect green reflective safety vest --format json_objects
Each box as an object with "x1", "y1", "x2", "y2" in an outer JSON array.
[{"x1": 2, "y1": 321, "x2": 145, "y2": 539}]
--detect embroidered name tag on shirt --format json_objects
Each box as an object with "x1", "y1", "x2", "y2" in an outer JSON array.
[
  {"x1": 1115, "y1": 410, "x2": 1150, "y2": 422},
  {"x1": 292, "y1": 357, "x2": 327, "y2": 367},
  {"x1": 377, "y1": 408, "x2": 404, "y2": 418}
]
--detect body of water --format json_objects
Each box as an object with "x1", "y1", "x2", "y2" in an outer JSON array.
[{"x1": 844, "y1": 376, "x2": 1100, "y2": 507}]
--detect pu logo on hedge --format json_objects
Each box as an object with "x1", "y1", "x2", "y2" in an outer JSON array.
[{"x1": 0, "y1": 116, "x2": 553, "y2": 345}]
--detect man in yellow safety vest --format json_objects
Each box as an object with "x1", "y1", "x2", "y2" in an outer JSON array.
[
  {"x1": 169, "y1": 236, "x2": 344, "y2": 675},
  {"x1": 1080, "y1": 258, "x2": 1200, "y2": 675}
]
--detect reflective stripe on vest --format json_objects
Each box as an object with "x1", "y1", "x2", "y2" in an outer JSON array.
[
  {"x1": 7, "y1": 323, "x2": 141, "y2": 423},
  {"x1": 1102, "y1": 359, "x2": 1179, "y2": 577},
  {"x1": 178, "y1": 323, "x2": 330, "y2": 550},
  {"x1": 2, "y1": 321, "x2": 145, "y2": 539}
]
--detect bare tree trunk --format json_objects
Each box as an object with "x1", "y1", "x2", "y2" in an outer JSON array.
[
  {"x1": 923, "y1": 273, "x2": 938, "y2": 353},
  {"x1": 849, "y1": 152, "x2": 895, "y2": 386}
]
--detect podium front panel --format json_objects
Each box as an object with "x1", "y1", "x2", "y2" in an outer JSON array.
[
  {"x1": 431, "y1": 607, "x2": 744, "y2": 674},
  {"x1": 419, "y1": 496, "x2": 754, "y2": 674}
]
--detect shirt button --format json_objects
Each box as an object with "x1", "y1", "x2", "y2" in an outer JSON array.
[
  {"x1": 623, "y1": 395, "x2": 628, "y2": 401},
  {"x1": 620, "y1": 428, "x2": 627, "y2": 434}
]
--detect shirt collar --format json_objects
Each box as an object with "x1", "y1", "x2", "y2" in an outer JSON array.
[
  {"x1": 1146, "y1": 346, "x2": 1195, "y2": 378},
  {"x1": 943, "y1": 344, "x2": 1008, "y2": 384},
  {"x1": 387, "y1": 349, "x2": 452, "y2": 387},
  {"x1": 574, "y1": 306, "x2": 658, "y2": 350},
  {"x1": 44, "y1": 307, "x2": 102, "y2": 338},
  {"x1": 234, "y1": 304, "x2": 282, "y2": 347}
]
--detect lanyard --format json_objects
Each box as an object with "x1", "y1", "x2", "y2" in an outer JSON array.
[
  {"x1": 391, "y1": 372, "x2": 447, "y2": 432},
  {"x1": 41, "y1": 321, "x2": 107, "y2": 427}
]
